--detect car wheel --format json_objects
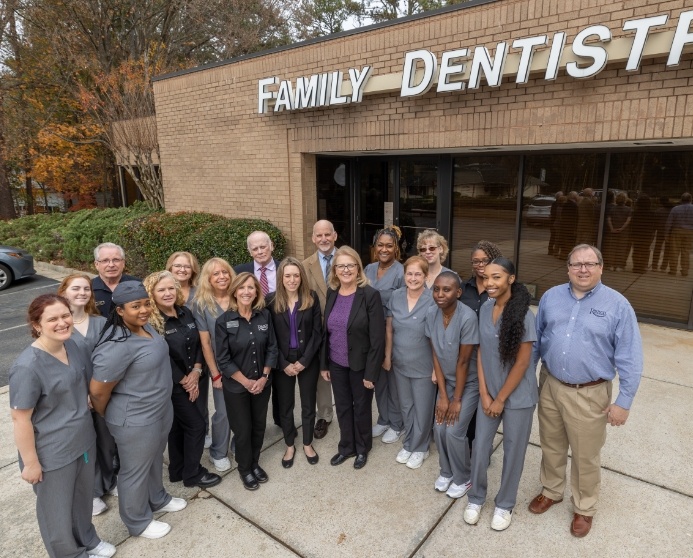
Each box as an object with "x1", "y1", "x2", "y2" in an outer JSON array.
[{"x1": 0, "y1": 263, "x2": 13, "y2": 291}]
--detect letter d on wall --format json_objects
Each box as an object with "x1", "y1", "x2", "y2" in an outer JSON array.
[{"x1": 401, "y1": 50, "x2": 437, "y2": 97}]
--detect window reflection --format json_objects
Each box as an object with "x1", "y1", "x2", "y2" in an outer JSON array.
[
  {"x1": 316, "y1": 158, "x2": 351, "y2": 247},
  {"x1": 400, "y1": 159, "x2": 438, "y2": 258}
]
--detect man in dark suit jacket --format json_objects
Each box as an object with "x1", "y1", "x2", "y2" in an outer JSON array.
[{"x1": 233, "y1": 231, "x2": 280, "y2": 295}]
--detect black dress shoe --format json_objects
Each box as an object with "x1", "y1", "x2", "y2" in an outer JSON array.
[
  {"x1": 282, "y1": 447, "x2": 295, "y2": 469},
  {"x1": 185, "y1": 472, "x2": 222, "y2": 489},
  {"x1": 314, "y1": 419, "x2": 330, "y2": 439},
  {"x1": 304, "y1": 446, "x2": 319, "y2": 465},
  {"x1": 240, "y1": 472, "x2": 259, "y2": 491},
  {"x1": 330, "y1": 453, "x2": 356, "y2": 466},
  {"x1": 354, "y1": 454, "x2": 368, "y2": 469},
  {"x1": 252, "y1": 465, "x2": 269, "y2": 483}
]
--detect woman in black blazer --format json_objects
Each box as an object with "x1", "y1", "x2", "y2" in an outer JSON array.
[
  {"x1": 268, "y1": 257, "x2": 322, "y2": 468},
  {"x1": 320, "y1": 246, "x2": 385, "y2": 470}
]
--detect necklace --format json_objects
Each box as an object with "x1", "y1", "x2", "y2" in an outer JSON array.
[
  {"x1": 73, "y1": 315, "x2": 88, "y2": 325},
  {"x1": 379, "y1": 261, "x2": 395, "y2": 271},
  {"x1": 442, "y1": 309, "x2": 455, "y2": 327}
]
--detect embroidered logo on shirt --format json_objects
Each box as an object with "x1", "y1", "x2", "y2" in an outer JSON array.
[
  {"x1": 165, "y1": 329, "x2": 177, "y2": 335},
  {"x1": 590, "y1": 308, "x2": 606, "y2": 317},
  {"x1": 257, "y1": 324, "x2": 268, "y2": 331},
  {"x1": 187, "y1": 323, "x2": 196, "y2": 330},
  {"x1": 95, "y1": 300, "x2": 104, "y2": 306},
  {"x1": 226, "y1": 321, "x2": 239, "y2": 329}
]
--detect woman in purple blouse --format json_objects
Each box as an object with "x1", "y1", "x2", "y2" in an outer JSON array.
[{"x1": 320, "y1": 246, "x2": 385, "y2": 470}]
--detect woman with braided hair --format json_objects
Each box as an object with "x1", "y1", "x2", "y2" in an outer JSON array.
[
  {"x1": 365, "y1": 227, "x2": 405, "y2": 444},
  {"x1": 463, "y1": 257, "x2": 538, "y2": 532}
]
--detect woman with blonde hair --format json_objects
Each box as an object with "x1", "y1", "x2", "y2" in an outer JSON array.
[
  {"x1": 215, "y1": 272, "x2": 278, "y2": 490},
  {"x1": 144, "y1": 271, "x2": 221, "y2": 490},
  {"x1": 192, "y1": 257, "x2": 235, "y2": 473},
  {"x1": 57, "y1": 274, "x2": 115, "y2": 517},
  {"x1": 268, "y1": 258, "x2": 322, "y2": 467},
  {"x1": 416, "y1": 230, "x2": 453, "y2": 288},
  {"x1": 166, "y1": 252, "x2": 200, "y2": 307},
  {"x1": 320, "y1": 246, "x2": 385, "y2": 470}
]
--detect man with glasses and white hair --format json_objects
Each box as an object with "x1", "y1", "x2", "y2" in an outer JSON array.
[
  {"x1": 93, "y1": 243, "x2": 139, "y2": 317},
  {"x1": 529, "y1": 244, "x2": 642, "y2": 538}
]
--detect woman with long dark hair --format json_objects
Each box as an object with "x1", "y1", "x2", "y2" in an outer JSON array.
[
  {"x1": 463, "y1": 258, "x2": 537, "y2": 532},
  {"x1": 10, "y1": 294, "x2": 116, "y2": 557},
  {"x1": 268, "y1": 258, "x2": 322, "y2": 467},
  {"x1": 90, "y1": 282, "x2": 186, "y2": 540}
]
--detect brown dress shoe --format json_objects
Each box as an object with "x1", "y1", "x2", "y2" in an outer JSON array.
[
  {"x1": 528, "y1": 494, "x2": 564, "y2": 514},
  {"x1": 571, "y1": 513, "x2": 593, "y2": 537},
  {"x1": 314, "y1": 419, "x2": 330, "y2": 440}
]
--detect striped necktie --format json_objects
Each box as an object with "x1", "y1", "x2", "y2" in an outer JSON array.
[
  {"x1": 260, "y1": 266, "x2": 269, "y2": 296},
  {"x1": 324, "y1": 254, "x2": 333, "y2": 282}
]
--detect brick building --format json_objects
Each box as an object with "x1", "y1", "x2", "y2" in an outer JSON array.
[{"x1": 152, "y1": 0, "x2": 693, "y2": 329}]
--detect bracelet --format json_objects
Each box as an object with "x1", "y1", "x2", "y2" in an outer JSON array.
[
  {"x1": 211, "y1": 373, "x2": 221, "y2": 382},
  {"x1": 452, "y1": 396, "x2": 462, "y2": 402},
  {"x1": 192, "y1": 367, "x2": 203, "y2": 374}
]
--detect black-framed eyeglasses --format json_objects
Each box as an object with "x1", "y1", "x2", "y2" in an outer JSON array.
[
  {"x1": 471, "y1": 258, "x2": 491, "y2": 267},
  {"x1": 568, "y1": 262, "x2": 600, "y2": 270}
]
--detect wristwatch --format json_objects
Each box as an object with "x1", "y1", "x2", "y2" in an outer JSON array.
[{"x1": 262, "y1": 372, "x2": 270, "y2": 380}]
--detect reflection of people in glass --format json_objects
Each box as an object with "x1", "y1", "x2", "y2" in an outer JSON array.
[
  {"x1": 417, "y1": 229, "x2": 453, "y2": 288},
  {"x1": 548, "y1": 191, "x2": 564, "y2": 256},
  {"x1": 576, "y1": 189, "x2": 598, "y2": 245},
  {"x1": 557, "y1": 192, "x2": 579, "y2": 258},
  {"x1": 629, "y1": 195, "x2": 655, "y2": 274},
  {"x1": 665, "y1": 192, "x2": 693, "y2": 277},
  {"x1": 652, "y1": 197, "x2": 673, "y2": 272},
  {"x1": 605, "y1": 192, "x2": 632, "y2": 271}
]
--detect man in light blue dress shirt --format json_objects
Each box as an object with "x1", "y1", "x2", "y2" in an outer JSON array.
[{"x1": 529, "y1": 244, "x2": 643, "y2": 538}]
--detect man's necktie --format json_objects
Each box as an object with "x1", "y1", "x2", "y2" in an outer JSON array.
[
  {"x1": 324, "y1": 254, "x2": 332, "y2": 282},
  {"x1": 260, "y1": 267, "x2": 269, "y2": 296}
]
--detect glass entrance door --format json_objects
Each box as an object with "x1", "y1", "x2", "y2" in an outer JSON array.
[
  {"x1": 399, "y1": 158, "x2": 439, "y2": 258},
  {"x1": 357, "y1": 159, "x2": 394, "y2": 264}
]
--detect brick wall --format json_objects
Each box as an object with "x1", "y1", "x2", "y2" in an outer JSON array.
[{"x1": 153, "y1": 0, "x2": 693, "y2": 258}]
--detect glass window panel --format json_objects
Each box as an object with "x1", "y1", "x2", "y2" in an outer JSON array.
[
  {"x1": 358, "y1": 159, "x2": 393, "y2": 263},
  {"x1": 316, "y1": 157, "x2": 351, "y2": 247},
  {"x1": 400, "y1": 159, "x2": 438, "y2": 259},
  {"x1": 450, "y1": 156, "x2": 519, "y2": 280},
  {"x1": 601, "y1": 152, "x2": 692, "y2": 324}
]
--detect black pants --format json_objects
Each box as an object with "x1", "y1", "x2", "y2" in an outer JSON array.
[
  {"x1": 274, "y1": 349, "x2": 320, "y2": 447},
  {"x1": 271, "y1": 372, "x2": 281, "y2": 426},
  {"x1": 330, "y1": 362, "x2": 373, "y2": 456},
  {"x1": 223, "y1": 386, "x2": 271, "y2": 475},
  {"x1": 168, "y1": 387, "x2": 208, "y2": 484}
]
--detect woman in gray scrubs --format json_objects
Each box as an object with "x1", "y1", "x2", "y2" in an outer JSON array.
[
  {"x1": 463, "y1": 257, "x2": 537, "y2": 532},
  {"x1": 384, "y1": 255, "x2": 436, "y2": 469},
  {"x1": 365, "y1": 227, "x2": 405, "y2": 444},
  {"x1": 58, "y1": 274, "x2": 115, "y2": 518},
  {"x1": 416, "y1": 230, "x2": 453, "y2": 289},
  {"x1": 166, "y1": 251, "x2": 199, "y2": 308},
  {"x1": 9, "y1": 294, "x2": 116, "y2": 558},
  {"x1": 90, "y1": 282, "x2": 185, "y2": 540}
]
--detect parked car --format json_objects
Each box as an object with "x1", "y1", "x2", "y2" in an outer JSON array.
[
  {"x1": 0, "y1": 245, "x2": 36, "y2": 291},
  {"x1": 525, "y1": 195, "x2": 555, "y2": 225}
]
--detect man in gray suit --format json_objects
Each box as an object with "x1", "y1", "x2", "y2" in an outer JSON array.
[{"x1": 303, "y1": 220, "x2": 337, "y2": 439}]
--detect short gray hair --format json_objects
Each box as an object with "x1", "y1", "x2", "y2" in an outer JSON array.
[
  {"x1": 246, "y1": 231, "x2": 272, "y2": 250},
  {"x1": 567, "y1": 244, "x2": 603, "y2": 266},
  {"x1": 94, "y1": 242, "x2": 125, "y2": 262}
]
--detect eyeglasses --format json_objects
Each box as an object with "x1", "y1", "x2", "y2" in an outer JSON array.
[
  {"x1": 171, "y1": 264, "x2": 192, "y2": 270},
  {"x1": 334, "y1": 263, "x2": 357, "y2": 271},
  {"x1": 568, "y1": 262, "x2": 600, "y2": 270},
  {"x1": 471, "y1": 258, "x2": 491, "y2": 267},
  {"x1": 97, "y1": 258, "x2": 123, "y2": 265},
  {"x1": 418, "y1": 246, "x2": 440, "y2": 253}
]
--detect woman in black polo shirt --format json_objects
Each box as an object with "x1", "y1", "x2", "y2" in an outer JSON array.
[
  {"x1": 144, "y1": 271, "x2": 221, "y2": 490},
  {"x1": 215, "y1": 272, "x2": 278, "y2": 491}
]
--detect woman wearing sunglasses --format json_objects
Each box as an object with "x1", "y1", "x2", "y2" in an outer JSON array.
[{"x1": 416, "y1": 230, "x2": 454, "y2": 289}]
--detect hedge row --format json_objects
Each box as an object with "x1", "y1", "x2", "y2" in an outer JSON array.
[{"x1": 0, "y1": 203, "x2": 287, "y2": 277}]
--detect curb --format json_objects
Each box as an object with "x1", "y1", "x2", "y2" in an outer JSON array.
[{"x1": 34, "y1": 261, "x2": 96, "y2": 280}]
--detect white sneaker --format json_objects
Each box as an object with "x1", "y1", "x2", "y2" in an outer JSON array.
[
  {"x1": 464, "y1": 503, "x2": 483, "y2": 525},
  {"x1": 204, "y1": 435, "x2": 212, "y2": 449},
  {"x1": 87, "y1": 540, "x2": 116, "y2": 557},
  {"x1": 406, "y1": 451, "x2": 429, "y2": 469},
  {"x1": 446, "y1": 480, "x2": 472, "y2": 499},
  {"x1": 396, "y1": 449, "x2": 412, "y2": 464},
  {"x1": 434, "y1": 475, "x2": 453, "y2": 492},
  {"x1": 211, "y1": 456, "x2": 231, "y2": 472},
  {"x1": 92, "y1": 497, "x2": 108, "y2": 516},
  {"x1": 372, "y1": 424, "x2": 389, "y2": 437},
  {"x1": 382, "y1": 428, "x2": 403, "y2": 444},
  {"x1": 158, "y1": 497, "x2": 187, "y2": 513},
  {"x1": 139, "y1": 520, "x2": 171, "y2": 539},
  {"x1": 108, "y1": 486, "x2": 118, "y2": 497},
  {"x1": 491, "y1": 507, "x2": 513, "y2": 531}
]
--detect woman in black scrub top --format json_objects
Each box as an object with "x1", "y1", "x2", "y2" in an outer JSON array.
[{"x1": 9, "y1": 294, "x2": 116, "y2": 558}]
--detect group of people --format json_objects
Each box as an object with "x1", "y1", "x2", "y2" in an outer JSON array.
[
  {"x1": 548, "y1": 190, "x2": 692, "y2": 277},
  {"x1": 10, "y1": 218, "x2": 643, "y2": 557}
]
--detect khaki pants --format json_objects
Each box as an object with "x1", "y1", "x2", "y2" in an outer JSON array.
[{"x1": 538, "y1": 374, "x2": 612, "y2": 516}]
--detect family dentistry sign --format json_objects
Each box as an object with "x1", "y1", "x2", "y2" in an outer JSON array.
[{"x1": 258, "y1": 10, "x2": 693, "y2": 114}]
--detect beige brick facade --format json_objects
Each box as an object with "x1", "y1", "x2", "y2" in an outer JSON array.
[{"x1": 153, "y1": 0, "x2": 693, "y2": 259}]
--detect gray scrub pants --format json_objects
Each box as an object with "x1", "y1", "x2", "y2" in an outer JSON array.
[
  {"x1": 433, "y1": 379, "x2": 479, "y2": 485},
  {"x1": 92, "y1": 412, "x2": 117, "y2": 498},
  {"x1": 395, "y1": 372, "x2": 436, "y2": 453},
  {"x1": 204, "y1": 377, "x2": 232, "y2": 460},
  {"x1": 468, "y1": 403, "x2": 535, "y2": 511},
  {"x1": 32, "y1": 443, "x2": 100, "y2": 558},
  {"x1": 108, "y1": 407, "x2": 173, "y2": 535},
  {"x1": 375, "y1": 367, "x2": 403, "y2": 431}
]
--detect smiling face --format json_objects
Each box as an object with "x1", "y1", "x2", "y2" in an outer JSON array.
[
  {"x1": 153, "y1": 276, "x2": 178, "y2": 311},
  {"x1": 482, "y1": 263, "x2": 514, "y2": 301},
  {"x1": 170, "y1": 255, "x2": 193, "y2": 285},
  {"x1": 234, "y1": 277, "x2": 258, "y2": 308},
  {"x1": 432, "y1": 275, "x2": 461, "y2": 311},
  {"x1": 312, "y1": 221, "x2": 337, "y2": 256},
  {"x1": 375, "y1": 234, "x2": 397, "y2": 265},
  {"x1": 568, "y1": 247, "x2": 603, "y2": 295},
  {"x1": 209, "y1": 263, "x2": 231, "y2": 293},
  {"x1": 418, "y1": 241, "x2": 443, "y2": 265},
  {"x1": 471, "y1": 249, "x2": 491, "y2": 279},
  {"x1": 404, "y1": 262, "x2": 426, "y2": 291},
  {"x1": 334, "y1": 254, "x2": 359, "y2": 288},
  {"x1": 282, "y1": 265, "x2": 301, "y2": 295},
  {"x1": 94, "y1": 246, "x2": 125, "y2": 281},
  {"x1": 34, "y1": 302, "x2": 73, "y2": 342},
  {"x1": 116, "y1": 298, "x2": 153, "y2": 331},
  {"x1": 62, "y1": 277, "x2": 92, "y2": 310}
]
